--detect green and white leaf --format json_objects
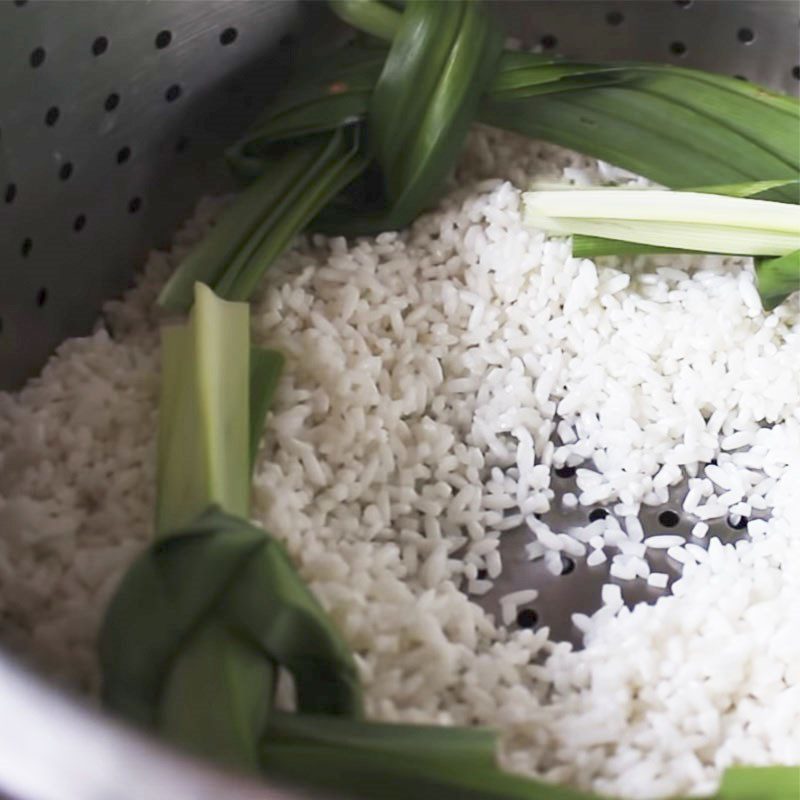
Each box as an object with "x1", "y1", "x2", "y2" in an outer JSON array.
[
  {"x1": 524, "y1": 189, "x2": 800, "y2": 256},
  {"x1": 156, "y1": 283, "x2": 250, "y2": 535}
]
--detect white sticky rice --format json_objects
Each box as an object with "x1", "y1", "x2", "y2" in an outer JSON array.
[{"x1": 0, "y1": 127, "x2": 798, "y2": 799}]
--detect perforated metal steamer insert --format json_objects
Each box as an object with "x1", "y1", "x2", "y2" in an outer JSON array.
[{"x1": 1, "y1": 1, "x2": 799, "y2": 648}]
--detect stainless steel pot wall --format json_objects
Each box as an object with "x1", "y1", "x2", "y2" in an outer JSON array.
[
  {"x1": 1, "y1": 1, "x2": 798, "y2": 392},
  {"x1": 0, "y1": 2, "x2": 798, "y2": 800}
]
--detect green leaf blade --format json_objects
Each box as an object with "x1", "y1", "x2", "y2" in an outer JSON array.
[
  {"x1": 571, "y1": 235, "x2": 692, "y2": 258},
  {"x1": 160, "y1": 131, "x2": 368, "y2": 311},
  {"x1": 249, "y1": 348, "x2": 285, "y2": 474},
  {"x1": 157, "y1": 147, "x2": 325, "y2": 313},
  {"x1": 159, "y1": 620, "x2": 274, "y2": 771},
  {"x1": 524, "y1": 189, "x2": 800, "y2": 258},
  {"x1": 222, "y1": 127, "x2": 368, "y2": 302},
  {"x1": 318, "y1": 0, "x2": 504, "y2": 235},
  {"x1": 716, "y1": 766, "x2": 800, "y2": 800},
  {"x1": 262, "y1": 712, "x2": 597, "y2": 800},
  {"x1": 384, "y1": 0, "x2": 503, "y2": 226},
  {"x1": 368, "y1": 0, "x2": 466, "y2": 203},
  {"x1": 756, "y1": 249, "x2": 800, "y2": 310},
  {"x1": 687, "y1": 178, "x2": 800, "y2": 203},
  {"x1": 483, "y1": 66, "x2": 800, "y2": 202},
  {"x1": 156, "y1": 284, "x2": 250, "y2": 535},
  {"x1": 99, "y1": 512, "x2": 264, "y2": 730},
  {"x1": 329, "y1": 0, "x2": 401, "y2": 41},
  {"x1": 226, "y1": 51, "x2": 383, "y2": 162}
]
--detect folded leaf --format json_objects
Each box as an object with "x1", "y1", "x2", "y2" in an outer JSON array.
[
  {"x1": 159, "y1": 127, "x2": 368, "y2": 311},
  {"x1": 157, "y1": 144, "x2": 326, "y2": 312},
  {"x1": 158, "y1": 616, "x2": 274, "y2": 771},
  {"x1": 218, "y1": 126, "x2": 367, "y2": 302},
  {"x1": 103, "y1": 286, "x2": 358, "y2": 772},
  {"x1": 226, "y1": 48, "x2": 384, "y2": 162},
  {"x1": 100, "y1": 508, "x2": 362, "y2": 771},
  {"x1": 156, "y1": 284, "x2": 250, "y2": 535},
  {"x1": 317, "y1": 0, "x2": 504, "y2": 234}
]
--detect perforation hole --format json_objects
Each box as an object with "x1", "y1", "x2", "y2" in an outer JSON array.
[
  {"x1": 58, "y1": 162, "x2": 73, "y2": 182},
  {"x1": 128, "y1": 196, "x2": 142, "y2": 214},
  {"x1": 540, "y1": 34, "x2": 558, "y2": 50},
  {"x1": 674, "y1": 0, "x2": 693, "y2": 7},
  {"x1": 516, "y1": 608, "x2": 539, "y2": 629},
  {"x1": 670, "y1": 41, "x2": 687, "y2": 56},
  {"x1": 104, "y1": 93, "x2": 120, "y2": 112},
  {"x1": 560, "y1": 556, "x2": 576, "y2": 575},
  {"x1": 605, "y1": 11, "x2": 624, "y2": 26},
  {"x1": 155, "y1": 30, "x2": 172, "y2": 49},
  {"x1": 658, "y1": 510, "x2": 680, "y2": 527},
  {"x1": 737, "y1": 27, "x2": 755, "y2": 44},
  {"x1": 727, "y1": 514, "x2": 749, "y2": 530},
  {"x1": 164, "y1": 84, "x2": 182, "y2": 103},
  {"x1": 4, "y1": 183, "x2": 17, "y2": 204},
  {"x1": 588, "y1": 508, "x2": 608, "y2": 522},
  {"x1": 554, "y1": 465, "x2": 576, "y2": 478},
  {"x1": 44, "y1": 106, "x2": 60, "y2": 127},
  {"x1": 73, "y1": 214, "x2": 86, "y2": 232},
  {"x1": 21, "y1": 238, "x2": 33, "y2": 258},
  {"x1": 175, "y1": 136, "x2": 190, "y2": 153},
  {"x1": 219, "y1": 27, "x2": 238, "y2": 46},
  {"x1": 36, "y1": 288, "x2": 48, "y2": 307},
  {"x1": 116, "y1": 146, "x2": 131, "y2": 164},
  {"x1": 792, "y1": 65, "x2": 800, "y2": 80},
  {"x1": 30, "y1": 47, "x2": 46, "y2": 68},
  {"x1": 91, "y1": 36, "x2": 109, "y2": 56}
]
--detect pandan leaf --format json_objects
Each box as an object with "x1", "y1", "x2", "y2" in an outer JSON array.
[
  {"x1": 249, "y1": 347, "x2": 285, "y2": 473},
  {"x1": 102, "y1": 285, "x2": 358, "y2": 771},
  {"x1": 756, "y1": 249, "x2": 800, "y2": 310},
  {"x1": 261, "y1": 711, "x2": 597, "y2": 800},
  {"x1": 524, "y1": 189, "x2": 800, "y2": 256},
  {"x1": 156, "y1": 284, "x2": 250, "y2": 534},
  {"x1": 715, "y1": 766, "x2": 800, "y2": 800},
  {"x1": 100, "y1": 509, "x2": 362, "y2": 770}
]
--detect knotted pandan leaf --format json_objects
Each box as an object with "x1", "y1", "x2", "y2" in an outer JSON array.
[{"x1": 100, "y1": 507, "x2": 362, "y2": 771}]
